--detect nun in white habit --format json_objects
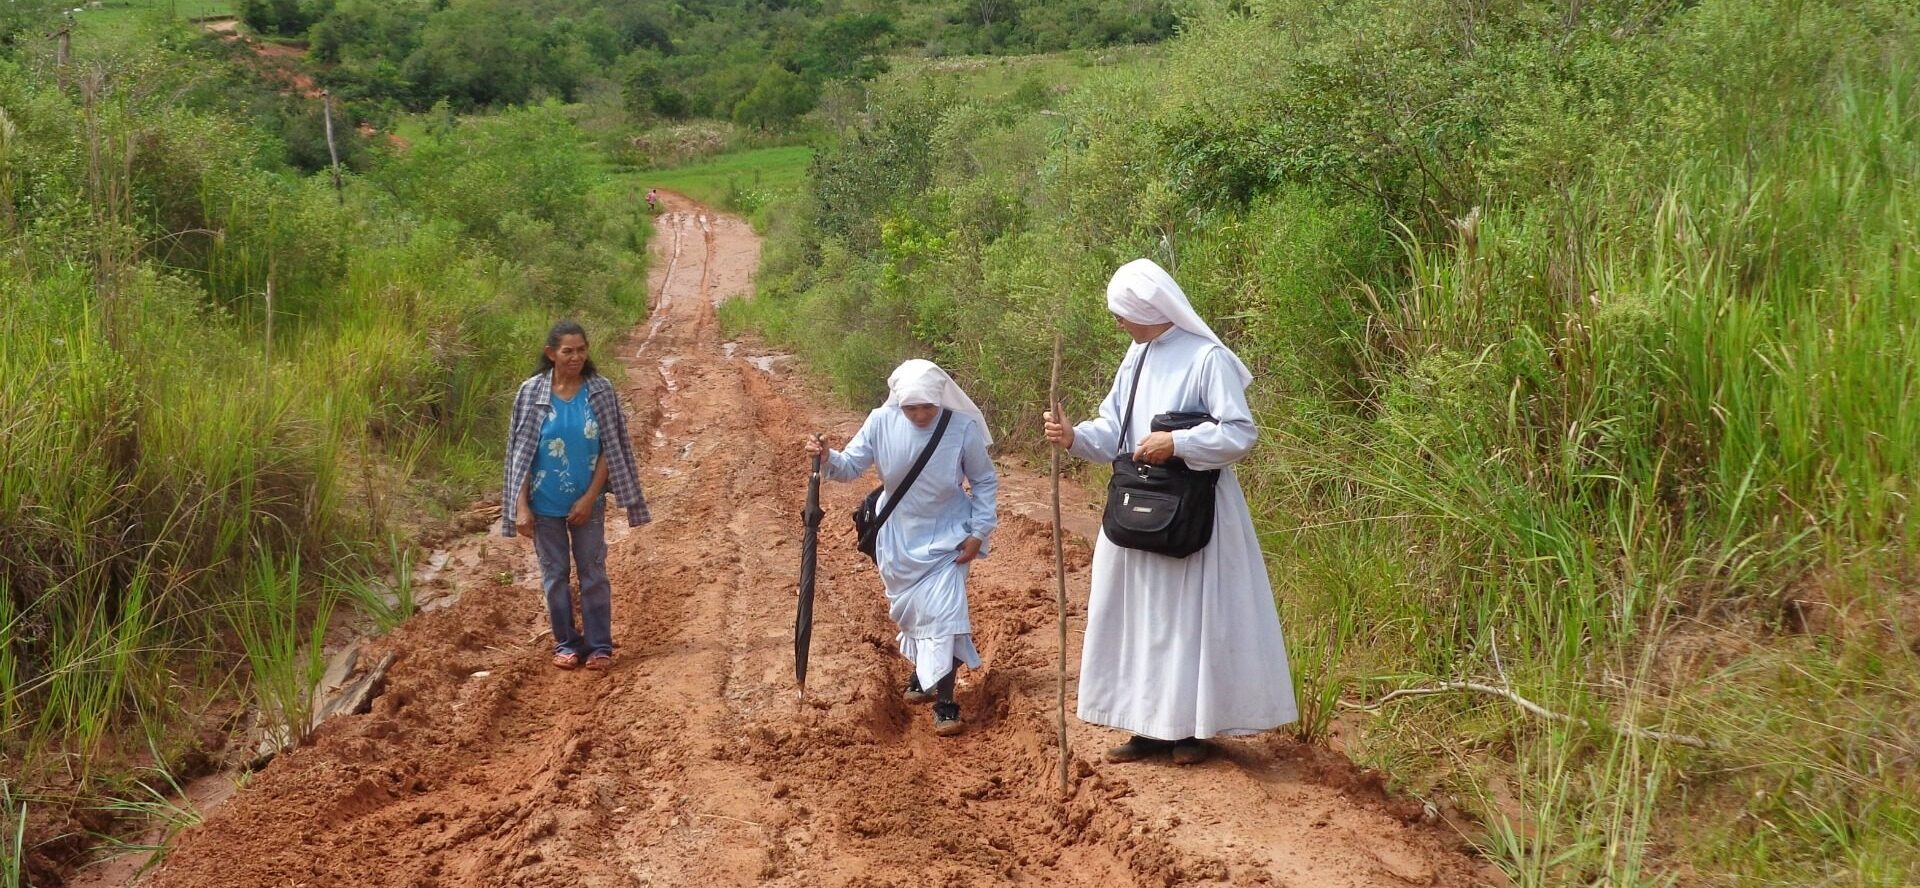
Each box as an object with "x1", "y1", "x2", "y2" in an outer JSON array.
[
  {"x1": 1044, "y1": 258, "x2": 1297, "y2": 765},
  {"x1": 806, "y1": 360, "x2": 999, "y2": 736}
]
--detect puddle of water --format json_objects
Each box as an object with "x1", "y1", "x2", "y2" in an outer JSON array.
[
  {"x1": 747, "y1": 355, "x2": 788, "y2": 375},
  {"x1": 66, "y1": 773, "x2": 239, "y2": 888},
  {"x1": 720, "y1": 340, "x2": 793, "y2": 376},
  {"x1": 411, "y1": 548, "x2": 452, "y2": 586},
  {"x1": 658, "y1": 356, "x2": 680, "y2": 393},
  {"x1": 633, "y1": 215, "x2": 688, "y2": 358}
]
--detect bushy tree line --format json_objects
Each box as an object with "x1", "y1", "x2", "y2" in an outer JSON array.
[
  {"x1": 246, "y1": 0, "x2": 1175, "y2": 126},
  {"x1": 738, "y1": 0, "x2": 1920, "y2": 882}
]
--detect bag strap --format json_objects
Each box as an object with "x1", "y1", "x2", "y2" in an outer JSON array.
[
  {"x1": 874, "y1": 408, "x2": 954, "y2": 531},
  {"x1": 1118, "y1": 342, "x2": 1151, "y2": 454}
]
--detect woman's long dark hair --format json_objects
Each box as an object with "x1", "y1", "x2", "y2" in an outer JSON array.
[{"x1": 536, "y1": 319, "x2": 599, "y2": 377}]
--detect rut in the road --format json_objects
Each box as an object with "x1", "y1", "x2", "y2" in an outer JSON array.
[{"x1": 140, "y1": 195, "x2": 1496, "y2": 888}]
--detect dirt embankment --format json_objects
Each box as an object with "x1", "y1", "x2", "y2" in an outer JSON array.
[
  {"x1": 200, "y1": 18, "x2": 322, "y2": 99},
  {"x1": 134, "y1": 194, "x2": 1497, "y2": 887}
]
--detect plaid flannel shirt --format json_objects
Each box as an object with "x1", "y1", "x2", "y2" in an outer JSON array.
[{"x1": 501, "y1": 372, "x2": 650, "y2": 536}]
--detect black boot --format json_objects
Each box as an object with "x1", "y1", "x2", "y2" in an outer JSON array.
[
  {"x1": 1103, "y1": 735, "x2": 1175, "y2": 763},
  {"x1": 932, "y1": 702, "x2": 964, "y2": 736},
  {"x1": 931, "y1": 664, "x2": 963, "y2": 735},
  {"x1": 1171, "y1": 737, "x2": 1212, "y2": 765}
]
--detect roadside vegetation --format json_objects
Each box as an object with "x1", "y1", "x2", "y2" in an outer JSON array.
[
  {"x1": 733, "y1": 0, "x2": 1920, "y2": 882},
  {"x1": 0, "y1": 5, "x2": 646, "y2": 880},
  {"x1": 642, "y1": 144, "x2": 811, "y2": 226}
]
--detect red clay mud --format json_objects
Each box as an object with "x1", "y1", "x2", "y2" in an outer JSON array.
[{"x1": 140, "y1": 194, "x2": 1496, "y2": 887}]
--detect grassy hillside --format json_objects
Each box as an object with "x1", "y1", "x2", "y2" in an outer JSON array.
[
  {"x1": 643, "y1": 144, "x2": 811, "y2": 224},
  {"x1": 0, "y1": 9, "x2": 647, "y2": 878},
  {"x1": 735, "y1": 0, "x2": 1920, "y2": 883}
]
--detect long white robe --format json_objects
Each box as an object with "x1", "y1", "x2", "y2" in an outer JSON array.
[
  {"x1": 1070, "y1": 328, "x2": 1298, "y2": 739},
  {"x1": 827, "y1": 408, "x2": 999, "y2": 688}
]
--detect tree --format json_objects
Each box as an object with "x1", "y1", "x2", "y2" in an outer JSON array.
[
  {"x1": 239, "y1": 0, "x2": 314, "y2": 36},
  {"x1": 731, "y1": 65, "x2": 816, "y2": 131},
  {"x1": 623, "y1": 55, "x2": 692, "y2": 120},
  {"x1": 795, "y1": 13, "x2": 894, "y2": 83},
  {"x1": 400, "y1": 0, "x2": 586, "y2": 109}
]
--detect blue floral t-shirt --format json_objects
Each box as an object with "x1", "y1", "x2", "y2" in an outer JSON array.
[{"x1": 530, "y1": 387, "x2": 601, "y2": 518}]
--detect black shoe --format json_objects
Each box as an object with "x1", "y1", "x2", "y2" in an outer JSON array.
[
  {"x1": 1103, "y1": 735, "x2": 1175, "y2": 763},
  {"x1": 904, "y1": 674, "x2": 936, "y2": 704},
  {"x1": 1171, "y1": 737, "x2": 1212, "y2": 765},
  {"x1": 932, "y1": 702, "x2": 965, "y2": 736}
]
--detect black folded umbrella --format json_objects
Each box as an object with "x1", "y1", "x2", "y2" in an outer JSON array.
[{"x1": 795, "y1": 447, "x2": 825, "y2": 694}]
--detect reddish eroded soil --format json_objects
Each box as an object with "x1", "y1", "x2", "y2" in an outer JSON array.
[
  {"x1": 141, "y1": 194, "x2": 1497, "y2": 887},
  {"x1": 202, "y1": 18, "x2": 322, "y2": 98}
]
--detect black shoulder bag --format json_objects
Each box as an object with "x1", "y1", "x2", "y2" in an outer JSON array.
[
  {"x1": 852, "y1": 409, "x2": 953, "y2": 563},
  {"x1": 1101, "y1": 344, "x2": 1221, "y2": 558}
]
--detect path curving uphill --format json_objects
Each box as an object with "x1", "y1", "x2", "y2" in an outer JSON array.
[{"x1": 142, "y1": 194, "x2": 1495, "y2": 887}]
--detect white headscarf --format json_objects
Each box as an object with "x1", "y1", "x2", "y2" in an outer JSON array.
[
  {"x1": 886, "y1": 359, "x2": 993, "y2": 445},
  {"x1": 1105, "y1": 258, "x2": 1252, "y2": 385}
]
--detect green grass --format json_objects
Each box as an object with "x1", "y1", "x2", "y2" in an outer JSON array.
[
  {"x1": 643, "y1": 144, "x2": 812, "y2": 224},
  {"x1": 69, "y1": 0, "x2": 233, "y2": 60}
]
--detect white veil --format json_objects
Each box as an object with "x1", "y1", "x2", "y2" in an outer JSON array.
[
  {"x1": 1105, "y1": 258, "x2": 1253, "y2": 385},
  {"x1": 885, "y1": 359, "x2": 992, "y2": 445}
]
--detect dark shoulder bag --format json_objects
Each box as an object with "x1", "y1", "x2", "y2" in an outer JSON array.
[
  {"x1": 1101, "y1": 344, "x2": 1221, "y2": 558},
  {"x1": 851, "y1": 409, "x2": 953, "y2": 563}
]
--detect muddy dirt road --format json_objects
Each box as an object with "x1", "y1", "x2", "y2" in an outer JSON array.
[{"x1": 142, "y1": 195, "x2": 1494, "y2": 887}]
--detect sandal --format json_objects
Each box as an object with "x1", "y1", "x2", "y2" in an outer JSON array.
[
  {"x1": 552, "y1": 651, "x2": 581, "y2": 670},
  {"x1": 584, "y1": 652, "x2": 614, "y2": 671}
]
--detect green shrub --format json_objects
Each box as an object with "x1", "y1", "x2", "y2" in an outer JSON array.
[{"x1": 0, "y1": 26, "x2": 646, "y2": 838}]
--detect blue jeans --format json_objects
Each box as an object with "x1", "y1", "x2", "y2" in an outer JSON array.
[{"x1": 532, "y1": 504, "x2": 612, "y2": 657}]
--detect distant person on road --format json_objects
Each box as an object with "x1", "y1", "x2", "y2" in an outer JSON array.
[
  {"x1": 1043, "y1": 259, "x2": 1296, "y2": 765},
  {"x1": 503, "y1": 320, "x2": 651, "y2": 672},
  {"x1": 646, "y1": 188, "x2": 659, "y2": 212},
  {"x1": 805, "y1": 360, "x2": 999, "y2": 736}
]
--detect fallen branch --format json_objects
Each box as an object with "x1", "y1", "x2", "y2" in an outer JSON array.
[{"x1": 1340, "y1": 680, "x2": 1712, "y2": 750}]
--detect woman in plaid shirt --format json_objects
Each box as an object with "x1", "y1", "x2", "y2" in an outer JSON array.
[{"x1": 502, "y1": 320, "x2": 651, "y2": 671}]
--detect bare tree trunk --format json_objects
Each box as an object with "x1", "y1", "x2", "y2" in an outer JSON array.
[
  {"x1": 322, "y1": 90, "x2": 343, "y2": 204},
  {"x1": 53, "y1": 22, "x2": 72, "y2": 89},
  {"x1": 264, "y1": 260, "x2": 275, "y2": 402}
]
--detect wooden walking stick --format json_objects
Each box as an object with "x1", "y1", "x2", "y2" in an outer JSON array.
[{"x1": 1050, "y1": 333, "x2": 1070, "y2": 797}]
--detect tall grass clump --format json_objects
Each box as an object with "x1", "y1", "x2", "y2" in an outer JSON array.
[
  {"x1": 0, "y1": 20, "x2": 647, "y2": 879},
  {"x1": 745, "y1": 0, "x2": 1920, "y2": 881},
  {"x1": 228, "y1": 555, "x2": 335, "y2": 749}
]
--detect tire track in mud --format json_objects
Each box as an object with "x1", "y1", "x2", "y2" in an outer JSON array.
[{"x1": 139, "y1": 194, "x2": 1497, "y2": 888}]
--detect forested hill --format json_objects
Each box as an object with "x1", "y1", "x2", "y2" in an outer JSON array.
[{"x1": 243, "y1": 0, "x2": 1177, "y2": 121}]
